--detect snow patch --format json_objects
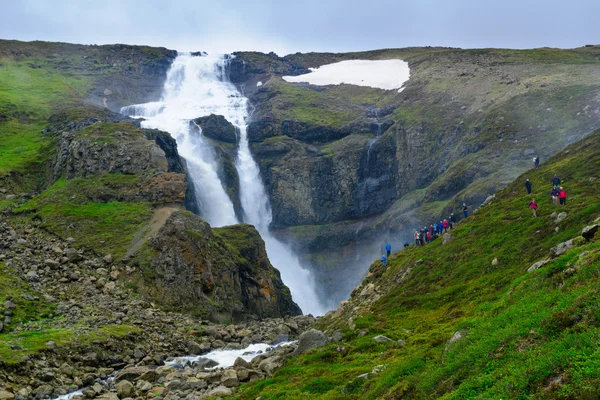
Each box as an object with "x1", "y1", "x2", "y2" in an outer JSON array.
[{"x1": 283, "y1": 59, "x2": 410, "y2": 91}]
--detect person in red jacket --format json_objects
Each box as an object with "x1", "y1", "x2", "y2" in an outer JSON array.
[
  {"x1": 442, "y1": 219, "x2": 449, "y2": 233},
  {"x1": 529, "y1": 198, "x2": 538, "y2": 217},
  {"x1": 558, "y1": 187, "x2": 567, "y2": 206}
]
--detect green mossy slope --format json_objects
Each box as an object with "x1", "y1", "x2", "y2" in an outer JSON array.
[{"x1": 230, "y1": 129, "x2": 600, "y2": 399}]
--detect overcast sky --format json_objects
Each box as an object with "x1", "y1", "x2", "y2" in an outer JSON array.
[{"x1": 1, "y1": 0, "x2": 599, "y2": 55}]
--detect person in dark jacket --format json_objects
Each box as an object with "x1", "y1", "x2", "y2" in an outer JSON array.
[
  {"x1": 534, "y1": 156, "x2": 540, "y2": 169},
  {"x1": 550, "y1": 186, "x2": 559, "y2": 205},
  {"x1": 552, "y1": 174, "x2": 561, "y2": 187},
  {"x1": 525, "y1": 178, "x2": 532, "y2": 194},
  {"x1": 385, "y1": 243, "x2": 391, "y2": 257},
  {"x1": 558, "y1": 187, "x2": 567, "y2": 206},
  {"x1": 462, "y1": 203, "x2": 468, "y2": 218},
  {"x1": 450, "y1": 213, "x2": 456, "y2": 227},
  {"x1": 529, "y1": 198, "x2": 538, "y2": 217}
]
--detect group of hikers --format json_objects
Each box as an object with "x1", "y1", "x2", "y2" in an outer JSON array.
[
  {"x1": 526, "y1": 173, "x2": 568, "y2": 217},
  {"x1": 378, "y1": 157, "x2": 567, "y2": 265},
  {"x1": 412, "y1": 211, "x2": 460, "y2": 248},
  {"x1": 379, "y1": 206, "x2": 468, "y2": 263}
]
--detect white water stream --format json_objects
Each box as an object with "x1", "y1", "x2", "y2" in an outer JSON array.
[{"x1": 122, "y1": 53, "x2": 327, "y2": 315}]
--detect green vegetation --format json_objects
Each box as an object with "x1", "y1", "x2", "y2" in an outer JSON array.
[
  {"x1": 0, "y1": 263, "x2": 55, "y2": 329},
  {"x1": 231, "y1": 130, "x2": 600, "y2": 399},
  {"x1": 0, "y1": 58, "x2": 92, "y2": 189},
  {"x1": 74, "y1": 121, "x2": 146, "y2": 144},
  {"x1": 0, "y1": 324, "x2": 141, "y2": 365},
  {"x1": 14, "y1": 176, "x2": 153, "y2": 258}
]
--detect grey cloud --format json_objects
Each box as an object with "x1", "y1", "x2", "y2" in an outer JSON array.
[{"x1": 1, "y1": 0, "x2": 598, "y2": 54}]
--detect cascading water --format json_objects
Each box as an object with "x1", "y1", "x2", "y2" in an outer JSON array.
[
  {"x1": 122, "y1": 53, "x2": 327, "y2": 315},
  {"x1": 121, "y1": 55, "x2": 237, "y2": 227}
]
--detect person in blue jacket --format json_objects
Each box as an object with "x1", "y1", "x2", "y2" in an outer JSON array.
[
  {"x1": 385, "y1": 243, "x2": 391, "y2": 257},
  {"x1": 381, "y1": 255, "x2": 387, "y2": 265},
  {"x1": 438, "y1": 221, "x2": 444, "y2": 234}
]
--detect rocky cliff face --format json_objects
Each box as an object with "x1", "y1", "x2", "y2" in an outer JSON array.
[
  {"x1": 5, "y1": 104, "x2": 300, "y2": 321},
  {"x1": 228, "y1": 47, "x2": 600, "y2": 304},
  {"x1": 135, "y1": 211, "x2": 301, "y2": 322},
  {"x1": 47, "y1": 107, "x2": 187, "y2": 206}
]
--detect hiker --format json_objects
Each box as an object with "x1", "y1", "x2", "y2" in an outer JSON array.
[
  {"x1": 429, "y1": 224, "x2": 434, "y2": 235},
  {"x1": 433, "y1": 223, "x2": 438, "y2": 235},
  {"x1": 529, "y1": 198, "x2": 538, "y2": 217},
  {"x1": 420, "y1": 229, "x2": 426, "y2": 246},
  {"x1": 381, "y1": 255, "x2": 387, "y2": 265},
  {"x1": 385, "y1": 243, "x2": 391, "y2": 257},
  {"x1": 426, "y1": 231, "x2": 431, "y2": 244},
  {"x1": 534, "y1": 156, "x2": 540, "y2": 169},
  {"x1": 414, "y1": 231, "x2": 420, "y2": 246},
  {"x1": 525, "y1": 178, "x2": 532, "y2": 194},
  {"x1": 552, "y1": 174, "x2": 561, "y2": 187},
  {"x1": 438, "y1": 221, "x2": 444, "y2": 234},
  {"x1": 448, "y1": 217, "x2": 453, "y2": 230},
  {"x1": 443, "y1": 219, "x2": 449, "y2": 232},
  {"x1": 550, "y1": 186, "x2": 559, "y2": 205},
  {"x1": 450, "y1": 212, "x2": 457, "y2": 227},
  {"x1": 462, "y1": 203, "x2": 468, "y2": 218},
  {"x1": 558, "y1": 187, "x2": 567, "y2": 206}
]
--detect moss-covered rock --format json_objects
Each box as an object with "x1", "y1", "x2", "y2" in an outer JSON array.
[{"x1": 132, "y1": 211, "x2": 301, "y2": 321}]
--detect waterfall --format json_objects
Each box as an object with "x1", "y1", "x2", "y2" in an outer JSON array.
[{"x1": 122, "y1": 53, "x2": 327, "y2": 316}]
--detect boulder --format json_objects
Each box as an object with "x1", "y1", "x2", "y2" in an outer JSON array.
[
  {"x1": 66, "y1": 248, "x2": 83, "y2": 262},
  {"x1": 208, "y1": 386, "x2": 232, "y2": 397},
  {"x1": 372, "y1": 335, "x2": 394, "y2": 344},
  {"x1": 550, "y1": 237, "x2": 585, "y2": 258},
  {"x1": 0, "y1": 391, "x2": 14, "y2": 400},
  {"x1": 96, "y1": 394, "x2": 119, "y2": 400},
  {"x1": 103, "y1": 254, "x2": 113, "y2": 264},
  {"x1": 3, "y1": 300, "x2": 16, "y2": 309},
  {"x1": 233, "y1": 357, "x2": 253, "y2": 370},
  {"x1": 116, "y1": 366, "x2": 156, "y2": 382},
  {"x1": 116, "y1": 380, "x2": 135, "y2": 398},
  {"x1": 331, "y1": 330, "x2": 343, "y2": 342},
  {"x1": 555, "y1": 212, "x2": 568, "y2": 223},
  {"x1": 192, "y1": 114, "x2": 238, "y2": 143},
  {"x1": 236, "y1": 367, "x2": 253, "y2": 382},
  {"x1": 191, "y1": 357, "x2": 218, "y2": 369},
  {"x1": 221, "y1": 369, "x2": 240, "y2": 387},
  {"x1": 527, "y1": 259, "x2": 552, "y2": 272},
  {"x1": 582, "y1": 224, "x2": 599, "y2": 241},
  {"x1": 258, "y1": 356, "x2": 282, "y2": 376},
  {"x1": 293, "y1": 329, "x2": 329, "y2": 356}
]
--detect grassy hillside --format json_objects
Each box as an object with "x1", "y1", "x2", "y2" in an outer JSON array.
[
  {"x1": 229, "y1": 128, "x2": 600, "y2": 399},
  {"x1": 0, "y1": 40, "x2": 175, "y2": 192}
]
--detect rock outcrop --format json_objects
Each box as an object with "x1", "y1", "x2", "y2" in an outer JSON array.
[
  {"x1": 192, "y1": 114, "x2": 238, "y2": 143},
  {"x1": 136, "y1": 211, "x2": 302, "y2": 321}
]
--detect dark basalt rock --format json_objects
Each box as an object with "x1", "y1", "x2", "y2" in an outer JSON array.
[
  {"x1": 192, "y1": 114, "x2": 238, "y2": 144},
  {"x1": 142, "y1": 211, "x2": 302, "y2": 322}
]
